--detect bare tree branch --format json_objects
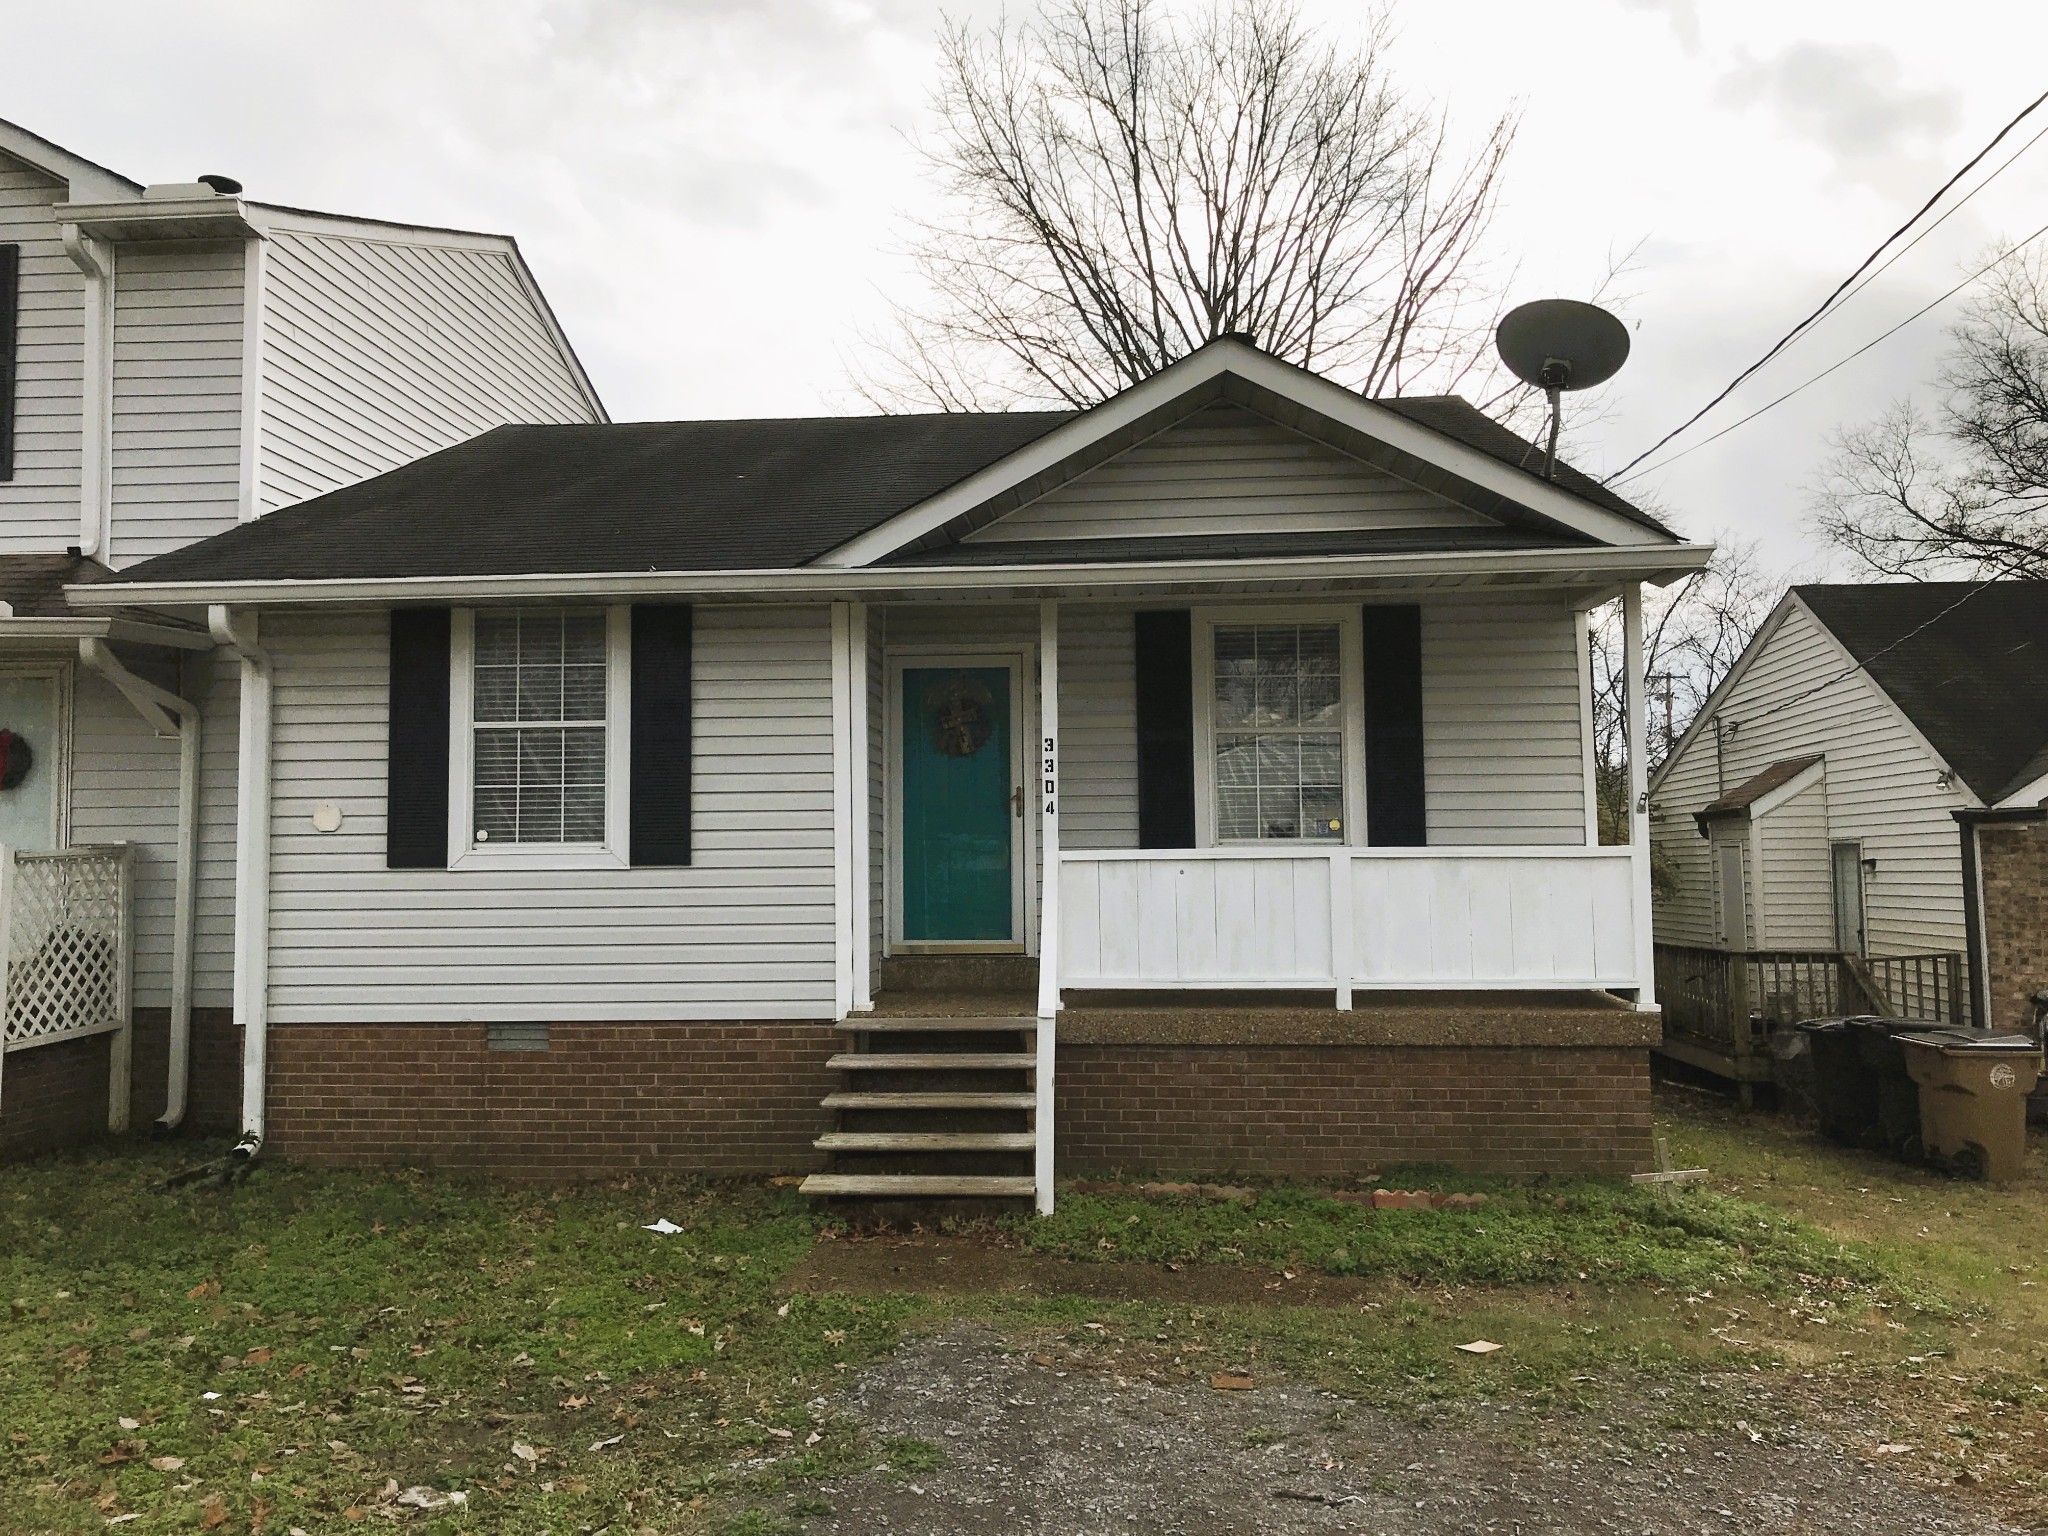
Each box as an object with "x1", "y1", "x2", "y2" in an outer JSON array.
[{"x1": 854, "y1": 0, "x2": 1522, "y2": 412}]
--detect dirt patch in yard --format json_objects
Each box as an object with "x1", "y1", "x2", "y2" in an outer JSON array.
[
  {"x1": 797, "y1": 1324, "x2": 2020, "y2": 1535},
  {"x1": 785, "y1": 1232, "x2": 1387, "y2": 1308}
]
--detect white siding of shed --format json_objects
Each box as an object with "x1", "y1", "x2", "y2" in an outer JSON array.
[
  {"x1": 108, "y1": 241, "x2": 245, "y2": 565},
  {"x1": 1755, "y1": 773, "x2": 1834, "y2": 949},
  {"x1": 1422, "y1": 596, "x2": 1588, "y2": 846},
  {"x1": 1650, "y1": 600, "x2": 1971, "y2": 955},
  {"x1": 0, "y1": 155, "x2": 83, "y2": 548},
  {"x1": 263, "y1": 605, "x2": 835, "y2": 1023},
  {"x1": 257, "y1": 231, "x2": 597, "y2": 512},
  {"x1": 968, "y1": 404, "x2": 1492, "y2": 543}
]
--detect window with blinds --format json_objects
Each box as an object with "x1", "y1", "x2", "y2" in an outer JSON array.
[
  {"x1": 471, "y1": 611, "x2": 609, "y2": 844},
  {"x1": 1212, "y1": 621, "x2": 1345, "y2": 841}
]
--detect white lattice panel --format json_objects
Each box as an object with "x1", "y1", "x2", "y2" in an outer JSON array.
[{"x1": 2, "y1": 849, "x2": 130, "y2": 1052}]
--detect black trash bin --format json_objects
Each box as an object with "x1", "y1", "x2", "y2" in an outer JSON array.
[
  {"x1": 1797, "y1": 1017, "x2": 1885, "y2": 1145},
  {"x1": 1852, "y1": 1018, "x2": 1925, "y2": 1157}
]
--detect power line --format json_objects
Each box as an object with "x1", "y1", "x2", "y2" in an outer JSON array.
[
  {"x1": 1616, "y1": 216, "x2": 2048, "y2": 481},
  {"x1": 1605, "y1": 85, "x2": 2048, "y2": 484}
]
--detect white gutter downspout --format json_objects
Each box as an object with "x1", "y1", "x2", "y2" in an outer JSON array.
[
  {"x1": 59, "y1": 225, "x2": 114, "y2": 560},
  {"x1": 209, "y1": 606, "x2": 271, "y2": 1159},
  {"x1": 77, "y1": 640, "x2": 201, "y2": 1132}
]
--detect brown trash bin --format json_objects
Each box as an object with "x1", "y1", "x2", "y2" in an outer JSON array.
[{"x1": 1897, "y1": 1031, "x2": 2043, "y2": 1182}]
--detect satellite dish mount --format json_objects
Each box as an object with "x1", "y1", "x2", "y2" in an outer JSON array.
[{"x1": 1495, "y1": 300, "x2": 1631, "y2": 480}]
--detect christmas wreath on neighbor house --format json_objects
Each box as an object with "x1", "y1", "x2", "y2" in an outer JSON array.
[
  {"x1": 924, "y1": 673, "x2": 995, "y2": 758},
  {"x1": 0, "y1": 729, "x2": 33, "y2": 791}
]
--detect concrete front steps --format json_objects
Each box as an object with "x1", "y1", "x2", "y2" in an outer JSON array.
[{"x1": 799, "y1": 1009, "x2": 1041, "y2": 1202}]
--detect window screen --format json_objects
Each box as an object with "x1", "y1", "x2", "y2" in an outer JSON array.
[
  {"x1": 1212, "y1": 622, "x2": 1344, "y2": 841},
  {"x1": 471, "y1": 612, "x2": 608, "y2": 845}
]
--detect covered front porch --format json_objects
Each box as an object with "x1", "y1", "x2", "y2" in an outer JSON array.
[{"x1": 813, "y1": 567, "x2": 1675, "y2": 1207}]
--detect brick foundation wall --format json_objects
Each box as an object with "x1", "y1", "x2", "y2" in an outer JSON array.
[
  {"x1": 1055, "y1": 1044, "x2": 1654, "y2": 1176},
  {"x1": 1978, "y1": 819, "x2": 2048, "y2": 1036},
  {"x1": 0, "y1": 1031, "x2": 114, "y2": 1159},
  {"x1": 265, "y1": 1022, "x2": 841, "y2": 1179},
  {"x1": 1, "y1": 1009, "x2": 242, "y2": 1161}
]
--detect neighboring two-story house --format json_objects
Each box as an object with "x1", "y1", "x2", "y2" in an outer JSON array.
[{"x1": 0, "y1": 118, "x2": 604, "y2": 1154}]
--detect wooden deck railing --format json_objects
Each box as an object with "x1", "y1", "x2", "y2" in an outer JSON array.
[{"x1": 1654, "y1": 942, "x2": 1968, "y2": 1086}]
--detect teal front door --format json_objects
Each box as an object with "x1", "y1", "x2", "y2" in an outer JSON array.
[{"x1": 900, "y1": 665, "x2": 1015, "y2": 942}]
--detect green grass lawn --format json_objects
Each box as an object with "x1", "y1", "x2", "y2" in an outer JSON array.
[{"x1": 0, "y1": 1096, "x2": 2040, "y2": 1533}]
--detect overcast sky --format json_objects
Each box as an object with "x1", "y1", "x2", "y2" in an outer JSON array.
[{"x1": 6, "y1": 0, "x2": 2046, "y2": 575}]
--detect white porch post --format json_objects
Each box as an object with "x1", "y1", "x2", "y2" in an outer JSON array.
[
  {"x1": 848, "y1": 602, "x2": 873, "y2": 1013},
  {"x1": 830, "y1": 602, "x2": 855, "y2": 1021},
  {"x1": 213, "y1": 608, "x2": 273, "y2": 1152},
  {"x1": 1575, "y1": 603, "x2": 1600, "y2": 845},
  {"x1": 1035, "y1": 599, "x2": 1060, "y2": 1214},
  {"x1": 1623, "y1": 584, "x2": 1658, "y2": 1010}
]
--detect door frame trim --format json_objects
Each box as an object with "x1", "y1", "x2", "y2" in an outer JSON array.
[{"x1": 885, "y1": 645, "x2": 1035, "y2": 956}]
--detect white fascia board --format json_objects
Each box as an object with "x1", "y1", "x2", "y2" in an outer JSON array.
[
  {"x1": 818, "y1": 340, "x2": 1678, "y2": 567},
  {"x1": 1994, "y1": 771, "x2": 2048, "y2": 810},
  {"x1": 0, "y1": 616, "x2": 212, "y2": 650},
  {"x1": 1747, "y1": 757, "x2": 1827, "y2": 821},
  {"x1": 0, "y1": 119, "x2": 140, "y2": 202},
  {"x1": 68, "y1": 542, "x2": 1713, "y2": 612}
]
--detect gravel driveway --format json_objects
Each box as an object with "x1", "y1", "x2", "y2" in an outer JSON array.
[{"x1": 801, "y1": 1325, "x2": 2020, "y2": 1536}]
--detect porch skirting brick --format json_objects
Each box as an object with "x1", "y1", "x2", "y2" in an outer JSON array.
[
  {"x1": 265, "y1": 1021, "x2": 841, "y2": 1179},
  {"x1": 1054, "y1": 1043, "x2": 1654, "y2": 1177},
  {"x1": 1, "y1": 1009, "x2": 242, "y2": 1161}
]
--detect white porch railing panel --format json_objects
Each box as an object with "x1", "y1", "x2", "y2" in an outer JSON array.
[
  {"x1": 1060, "y1": 846, "x2": 1639, "y2": 992},
  {"x1": 1349, "y1": 848, "x2": 1636, "y2": 987},
  {"x1": 1061, "y1": 850, "x2": 1335, "y2": 987},
  {"x1": 0, "y1": 846, "x2": 135, "y2": 1054}
]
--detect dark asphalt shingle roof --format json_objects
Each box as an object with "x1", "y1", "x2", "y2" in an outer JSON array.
[
  {"x1": 1698, "y1": 755, "x2": 1823, "y2": 821},
  {"x1": 1798, "y1": 582, "x2": 2048, "y2": 804},
  {"x1": 886, "y1": 527, "x2": 1577, "y2": 566},
  {"x1": 0, "y1": 554, "x2": 114, "y2": 616},
  {"x1": 112, "y1": 414, "x2": 1075, "y2": 584},
  {"x1": 103, "y1": 391, "x2": 1663, "y2": 589}
]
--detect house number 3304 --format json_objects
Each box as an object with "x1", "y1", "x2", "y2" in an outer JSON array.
[{"x1": 1042, "y1": 736, "x2": 1057, "y2": 815}]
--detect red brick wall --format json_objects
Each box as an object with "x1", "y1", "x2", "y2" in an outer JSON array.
[
  {"x1": 1056, "y1": 1044, "x2": 1654, "y2": 1176},
  {"x1": 265, "y1": 1022, "x2": 841, "y2": 1179},
  {"x1": 1, "y1": 1009, "x2": 243, "y2": 1160},
  {"x1": 1977, "y1": 819, "x2": 2048, "y2": 1036},
  {"x1": 0, "y1": 1031, "x2": 113, "y2": 1159}
]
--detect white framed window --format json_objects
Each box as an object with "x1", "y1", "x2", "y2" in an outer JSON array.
[
  {"x1": 447, "y1": 606, "x2": 631, "y2": 870},
  {"x1": 1193, "y1": 607, "x2": 1364, "y2": 845}
]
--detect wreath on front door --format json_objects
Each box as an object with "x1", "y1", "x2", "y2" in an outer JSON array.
[
  {"x1": 0, "y1": 729, "x2": 34, "y2": 791},
  {"x1": 924, "y1": 673, "x2": 994, "y2": 758}
]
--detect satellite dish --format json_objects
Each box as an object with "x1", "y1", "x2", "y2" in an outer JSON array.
[{"x1": 1495, "y1": 299, "x2": 1631, "y2": 480}]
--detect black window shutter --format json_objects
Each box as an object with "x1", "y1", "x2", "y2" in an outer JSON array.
[
  {"x1": 630, "y1": 604, "x2": 693, "y2": 866},
  {"x1": 0, "y1": 244, "x2": 19, "y2": 482},
  {"x1": 1134, "y1": 609, "x2": 1196, "y2": 848},
  {"x1": 1362, "y1": 604, "x2": 1426, "y2": 847},
  {"x1": 386, "y1": 608, "x2": 452, "y2": 869}
]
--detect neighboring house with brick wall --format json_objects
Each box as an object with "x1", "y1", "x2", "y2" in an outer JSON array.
[
  {"x1": 0, "y1": 118, "x2": 604, "y2": 1158},
  {"x1": 70, "y1": 334, "x2": 1708, "y2": 1206},
  {"x1": 1649, "y1": 583, "x2": 2048, "y2": 1077}
]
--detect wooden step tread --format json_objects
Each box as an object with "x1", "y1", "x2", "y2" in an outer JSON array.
[
  {"x1": 837, "y1": 1016, "x2": 1038, "y2": 1032},
  {"x1": 822, "y1": 1091, "x2": 1036, "y2": 1110},
  {"x1": 827, "y1": 1053, "x2": 1036, "y2": 1071},
  {"x1": 814, "y1": 1131, "x2": 1037, "y2": 1152},
  {"x1": 798, "y1": 1174, "x2": 1037, "y2": 1198}
]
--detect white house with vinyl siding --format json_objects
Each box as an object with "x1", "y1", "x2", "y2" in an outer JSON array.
[
  {"x1": 0, "y1": 117, "x2": 603, "y2": 1158},
  {"x1": 72, "y1": 336, "x2": 1710, "y2": 1201},
  {"x1": 1650, "y1": 582, "x2": 2048, "y2": 1059}
]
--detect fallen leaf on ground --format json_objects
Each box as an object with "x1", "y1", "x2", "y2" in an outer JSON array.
[
  {"x1": 98, "y1": 1441, "x2": 145, "y2": 1465},
  {"x1": 1875, "y1": 1443, "x2": 1913, "y2": 1455},
  {"x1": 200, "y1": 1496, "x2": 227, "y2": 1529},
  {"x1": 117, "y1": 1418, "x2": 141, "y2": 1431},
  {"x1": 589, "y1": 1433, "x2": 625, "y2": 1451},
  {"x1": 245, "y1": 1348, "x2": 273, "y2": 1364},
  {"x1": 1456, "y1": 1340, "x2": 1503, "y2": 1355},
  {"x1": 511, "y1": 1441, "x2": 539, "y2": 1462},
  {"x1": 1211, "y1": 1372, "x2": 1256, "y2": 1391},
  {"x1": 187, "y1": 1282, "x2": 220, "y2": 1300},
  {"x1": 149, "y1": 1456, "x2": 186, "y2": 1472}
]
